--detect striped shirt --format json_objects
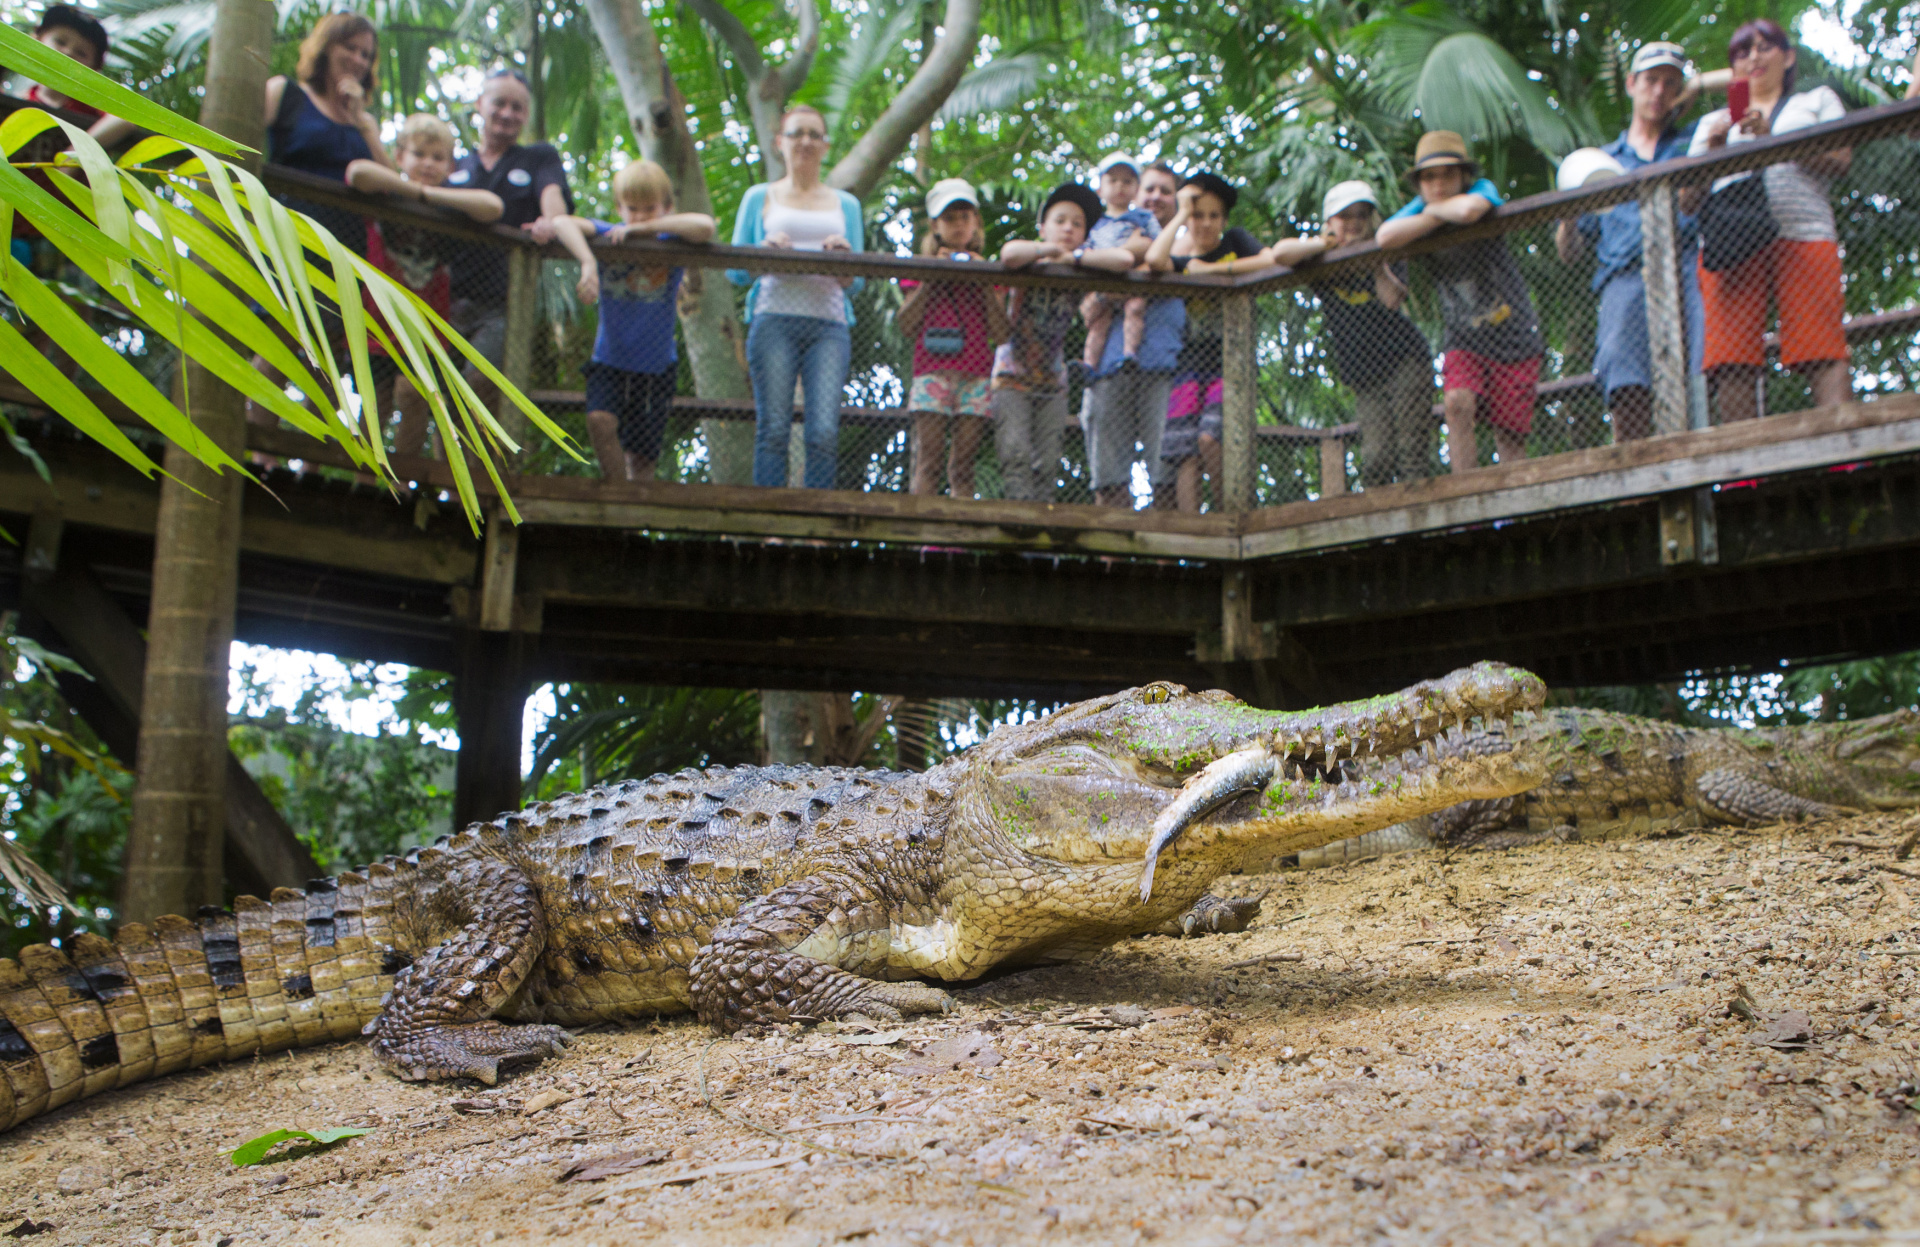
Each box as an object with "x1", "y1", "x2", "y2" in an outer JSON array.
[{"x1": 1688, "y1": 86, "x2": 1846, "y2": 243}]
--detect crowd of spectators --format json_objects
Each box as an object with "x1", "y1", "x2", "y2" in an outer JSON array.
[{"x1": 11, "y1": 6, "x2": 1920, "y2": 506}]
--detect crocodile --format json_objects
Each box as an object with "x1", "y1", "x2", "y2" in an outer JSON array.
[
  {"x1": 1292, "y1": 706, "x2": 1920, "y2": 868},
  {"x1": 0, "y1": 662, "x2": 1546, "y2": 1134}
]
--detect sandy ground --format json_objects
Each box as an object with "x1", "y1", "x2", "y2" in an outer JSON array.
[{"x1": 4, "y1": 812, "x2": 1919, "y2": 1247}]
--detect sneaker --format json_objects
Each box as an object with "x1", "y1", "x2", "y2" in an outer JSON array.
[
  {"x1": 1117, "y1": 355, "x2": 1140, "y2": 375},
  {"x1": 1065, "y1": 359, "x2": 1091, "y2": 387}
]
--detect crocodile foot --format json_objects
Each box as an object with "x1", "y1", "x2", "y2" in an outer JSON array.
[
  {"x1": 368, "y1": 1020, "x2": 572, "y2": 1084},
  {"x1": 796, "y1": 981, "x2": 956, "y2": 1027},
  {"x1": 1178, "y1": 892, "x2": 1265, "y2": 937}
]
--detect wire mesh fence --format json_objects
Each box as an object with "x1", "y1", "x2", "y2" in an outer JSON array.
[{"x1": 9, "y1": 93, "x2": 1913, "y2": 518}]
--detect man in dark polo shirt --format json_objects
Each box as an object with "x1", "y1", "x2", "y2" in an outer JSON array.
[{"x1": 444, "y1": 68, "x2": 574, "y2": 376}]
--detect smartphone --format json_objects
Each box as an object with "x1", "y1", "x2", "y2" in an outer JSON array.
[{"x1": 1728, "y1": 77, "x2": 1751, "y2": 120}]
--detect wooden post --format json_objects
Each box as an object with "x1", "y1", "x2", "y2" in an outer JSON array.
[
  {"x1": 1639, "y1": 180, "x2": 1690, "y2": 437},
  {"x1": 1221, "y1": 291, "x2": 1257, "y2": 512},
  {"x1": 499, "y1": 245, "x2": 539, "y2": 453},
  {"x1": 1317, "y1": 435, "x2": 1348, "y2": 498},
  {"x1": 453, "y1": 630, "x2": 532, "y2": 828},
  {"x1": 121, "y1": 0, "x2": 275, "y2": 924}
]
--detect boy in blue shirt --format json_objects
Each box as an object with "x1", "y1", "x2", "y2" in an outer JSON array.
[
  {"x1": 552, "y1": 160, "x2": 716, "y2": 481},
  {"x1": 1377, "y1": 131, "x2": 1545, "y2": 472}
]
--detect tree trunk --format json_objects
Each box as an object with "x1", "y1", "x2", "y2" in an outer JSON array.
[
  {"x1": 121, "y1": 0, "x2": 275, "y2": 924},
  {"x1": 827, "y1": 0, "x2": 983, "y2": 200}
]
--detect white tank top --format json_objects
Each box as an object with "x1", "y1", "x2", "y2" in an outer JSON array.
[{"x1": 755, "y1": 196, "x2": 849, "y2": 322}]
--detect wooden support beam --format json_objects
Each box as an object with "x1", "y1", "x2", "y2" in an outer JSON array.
[
  {"x1": 1240, "y1": 396, "x2": 1920, "y2": 558},
  {"x1": 19, "y1": 558, "x2": 319, "y2": 897},
  {"x1": 1221, "y1": 292, "x2": 1256, "y2": 513},
  {"x1": 453, "y1": 630, "x2": 531, "y2": 828},
  {"x1": 478, "y1": 510, "x2": 521, "y2": 632},
  {"x1": 1639, "y1": 182, "x2": 1690, "y2": 437}
]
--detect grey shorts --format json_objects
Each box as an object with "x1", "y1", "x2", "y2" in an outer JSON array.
[{"x1": 1160, "y1": 408, "x2": 1222, "y2": 462}]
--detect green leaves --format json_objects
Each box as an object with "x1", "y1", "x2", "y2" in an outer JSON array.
[
  {"x1": 0, "y1": 22, "x2": 243, "y2": 157},
  {"x1": 1360, "y1": 4, "x2": 1582, "y2": 158},
  {"x1": 2, "y1": 48, "x2": 578, "y2": 531},
  {"x1": 228, "y1": 1127, "x2": 372, "y2": 1167}
]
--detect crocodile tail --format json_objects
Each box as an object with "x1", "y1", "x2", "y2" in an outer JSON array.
[{"x1": 0, "y1": 866, "x2": 398, "y2": 1135}]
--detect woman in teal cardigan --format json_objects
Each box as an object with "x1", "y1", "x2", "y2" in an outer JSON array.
[{"x1": 728, "y1": 105, "x2": 866, "y2": 490}]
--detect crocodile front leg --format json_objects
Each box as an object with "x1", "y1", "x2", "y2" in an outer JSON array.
[
  {"x1": 365, "y1": 859, "x2": 570, "y2": 1083},
  {"x1": 688, "y1": 870, "x2": 954, "y2": 1033}
]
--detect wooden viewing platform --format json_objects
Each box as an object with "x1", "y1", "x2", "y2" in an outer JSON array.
[{"x1": 0, "y1": 391, "x2": 1914, "y2": 702}]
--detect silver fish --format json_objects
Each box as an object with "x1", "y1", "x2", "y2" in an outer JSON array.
[{"x1": 1137, "y1": 745, "x2": 1276, "y2": 902}]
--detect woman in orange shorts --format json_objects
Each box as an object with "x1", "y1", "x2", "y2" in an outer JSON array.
[{"x1": 1686, "y1": 19, "x2": 1852, "y2": 423}]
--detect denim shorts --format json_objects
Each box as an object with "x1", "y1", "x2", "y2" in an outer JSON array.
[{"x1": 585, "y1": 361, "x2": 675, "y2": 459}]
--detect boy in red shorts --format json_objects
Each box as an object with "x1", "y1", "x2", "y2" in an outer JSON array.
[{"x1": 1376, "y1": 131, "x2": 1545, "y2": 471}]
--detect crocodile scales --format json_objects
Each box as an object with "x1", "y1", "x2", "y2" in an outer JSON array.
[
  {"x1": 0, "y1": 663, "x2": 1546, "y2": 1134},
  {"x1": 1294, "y1": 706, "x2": 1920, "y2": 867}
]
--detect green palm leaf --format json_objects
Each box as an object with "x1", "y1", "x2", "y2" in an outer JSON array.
[
  {"x1": 1360, "y1": 4, "x2": 1582, "y2": 156},
  {"x1": 1, "y1": 24, "x2": 580, "y2": 529},
  {"x1": 937, "y1": 50, "x2": 1058, "y2": 121}
]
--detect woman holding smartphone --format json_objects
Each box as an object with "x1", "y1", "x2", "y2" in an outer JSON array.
[{"x1": 1685, "y1": 19, "x2": 1852, "y2": 423}]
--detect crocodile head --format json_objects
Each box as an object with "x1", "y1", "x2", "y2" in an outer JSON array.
[{"x1": 953, "y1": 662, "x2": 1548, "y2": 916}]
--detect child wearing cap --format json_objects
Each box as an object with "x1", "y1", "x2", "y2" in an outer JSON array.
[
  {"x1": 1271, "y1": 181, "x2": 1437, "y2": 489},
  {"x1": 1376, "y1": 132, "x2": 1544, "y2": 471},
  {"x1": 1077, "y1": 154, "x2": 1160, "y2": 382},
  {"x1": 1143, "y1": 172, "x2": 1272, "y2": 511},
  {"x1": 549, "y1": 159, "x2": 717, "y2": 481},
  {"x1": 896, "y1": 179, "x2": 1010, "y2": 498},
  {"x1": 995, "y1": 184, "x2": 1138, "y2": 501}
]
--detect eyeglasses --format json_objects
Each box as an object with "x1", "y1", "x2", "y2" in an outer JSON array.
[{"x1": 782, "y1": 129, "x2": 827, "y2": 142}]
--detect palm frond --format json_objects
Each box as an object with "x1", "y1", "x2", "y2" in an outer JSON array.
[
  {"x1": 937, "y1": 50, "x2": 1057, "y2": 120},
  {"x1": 1, "y1": 24, "x2": 580, "y2": 530},
  {"x1": 1360, "y1": 5, "x2": 1582, "y2": 156},
  {"x1": 821, "y1": 0, "x2": 923, "y2": 137}
]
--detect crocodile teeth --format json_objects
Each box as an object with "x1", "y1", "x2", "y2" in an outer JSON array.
[{"x1": 1138, "y1": 746, "x2": 1276, "y2": 903}]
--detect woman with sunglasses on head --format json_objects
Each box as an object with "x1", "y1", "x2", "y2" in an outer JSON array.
[
  {"x1": 1685, "y1": 19, "x2": 1852, "y2": 423},
  {"x1": 728, "y1": 106, "x2": 866, "y2": 490}
]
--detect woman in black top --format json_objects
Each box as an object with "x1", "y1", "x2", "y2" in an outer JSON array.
[
  {"x1": 1143, "y1": 173, "x2": 1274, "y2": 512},
  {"x1": 264, "y1": 13, "x2": 391, "y2": 253}
]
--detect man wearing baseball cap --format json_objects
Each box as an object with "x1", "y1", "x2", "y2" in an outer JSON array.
[{"x1": 1554, "y1": 40, "x2": 1707, "y2": 441}]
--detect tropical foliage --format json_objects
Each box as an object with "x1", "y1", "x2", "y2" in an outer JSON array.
[{"x1": 0, "y1": 21, "x2": 568, "y2": 528}]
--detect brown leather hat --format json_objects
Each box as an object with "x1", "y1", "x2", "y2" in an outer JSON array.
[{"x1": 1407, "y1": 130, "x2": 1478, "y2": 182}]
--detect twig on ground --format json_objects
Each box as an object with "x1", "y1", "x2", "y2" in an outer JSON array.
[
  {"x1": 1224, "y1": 951, "x2": 1306, "y2": 969},
  {"x1": 1898, "y1": 821, "x2": 1920, "y2": 861},
  {"x1": 1874, "y1": 862, "x2": 1920, "y2": 882}
]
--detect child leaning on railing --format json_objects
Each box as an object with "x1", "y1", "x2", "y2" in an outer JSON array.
[
  {"x1": 894, "y1": 179, "x2": 1010, "y2": 499},
  {"x1": 550, "y1": 159, "x2": 716, "y2": 483}
]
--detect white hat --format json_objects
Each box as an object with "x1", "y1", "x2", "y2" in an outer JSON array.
[
  {"x1": 1630, "y1": 41, "x2": 1689, "y2": 76},
  {"x1": 1321, "y1": 180, "x2": 1379, "y2": 221},
  {"x1": 926, "y1": 177, "x2": 979, "y2": 220},
  {"x1": 1095, "y1": 153, "x2": 1141, "y2": 179},
  {"x1": 1556, "y1": 147, "x2": 1626, "y2": 192}
]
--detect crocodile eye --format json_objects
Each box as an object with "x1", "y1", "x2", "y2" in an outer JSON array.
[{"x1": 1141, "y1": 684, "x2": 1174, "y2": 705}]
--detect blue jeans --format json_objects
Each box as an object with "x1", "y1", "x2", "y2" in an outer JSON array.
[{"x1": 748, "y1": 313, "x2": 852, "y2": 489}]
